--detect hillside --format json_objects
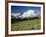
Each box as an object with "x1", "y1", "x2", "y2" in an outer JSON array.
[{"x1": 11, "y1": 18, "x2": 41, "y2": 31}]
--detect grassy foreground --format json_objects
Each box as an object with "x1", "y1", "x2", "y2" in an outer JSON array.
[{"x1": 11, "y1": 18, "x2": 41, "y2": 31}]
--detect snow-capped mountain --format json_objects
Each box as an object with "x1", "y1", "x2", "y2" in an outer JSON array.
[{"x1": 11, "y1": 10, "x2": 40, "y2": 19}]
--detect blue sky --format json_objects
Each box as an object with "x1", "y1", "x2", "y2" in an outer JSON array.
[{"x1": 11, "y1": 6, "x2": 41, "y2": 13}]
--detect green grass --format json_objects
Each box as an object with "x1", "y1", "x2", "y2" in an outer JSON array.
[{"x1": 11, "y1": 18, "x2": 41, "y2": 31}]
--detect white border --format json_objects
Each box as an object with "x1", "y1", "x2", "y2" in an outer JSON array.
[{"x1": 8, "y1": 3, "x2": 43, "y2": 34}]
